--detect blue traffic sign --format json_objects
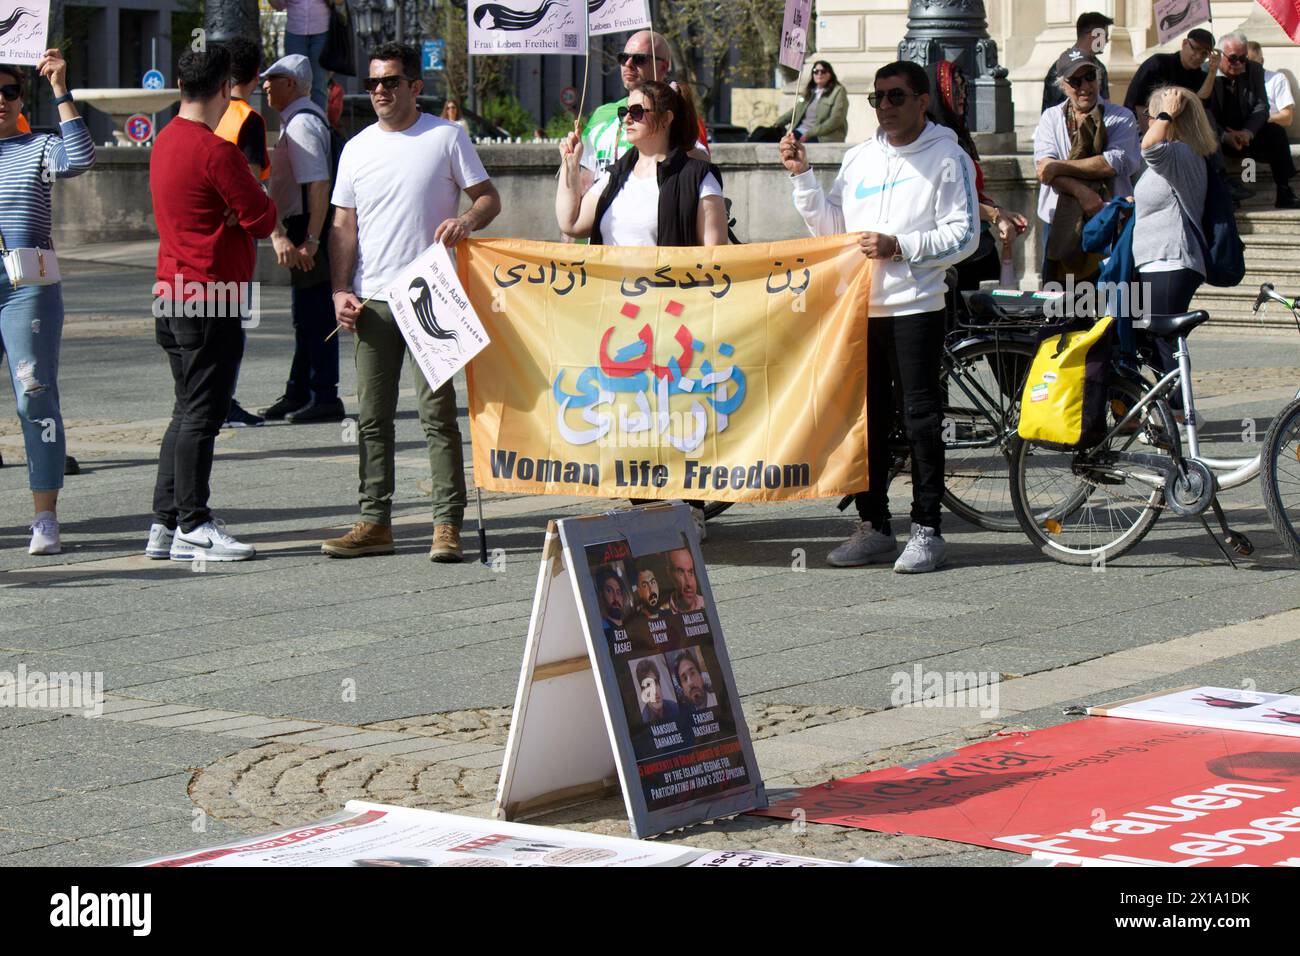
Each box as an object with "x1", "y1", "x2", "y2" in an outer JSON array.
[
  {"x1": 421, "y1": 40, "x2": 446, "y2": 72},
  {"x1": 142, "y1": 69, "x2": 165, "y2": 90}
]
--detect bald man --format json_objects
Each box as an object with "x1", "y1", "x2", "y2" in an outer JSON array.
[{"x1": 576, "y1": 29, "x2": 709, "y2": 189}]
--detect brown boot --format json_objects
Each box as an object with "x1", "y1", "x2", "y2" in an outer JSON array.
[
  {"x1": 322, "y1": 521, "x2": 395, "y2": 558},
  {"x1": 428, "y1": 523, "x2": 463, "y2": 563}
]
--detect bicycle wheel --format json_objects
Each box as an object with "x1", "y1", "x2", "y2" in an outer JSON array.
[
  {"x1": 940, "y1": 336, "x2": 1038, "y2": 531},
  {"x1": 1261, "y1": 396, "x2": 1300, "y2": 561},
  {"x1": 1008, "y1": 377, "x2": 1171, "y2": 565}
]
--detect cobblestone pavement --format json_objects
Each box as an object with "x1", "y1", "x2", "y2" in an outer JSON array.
[{"x1": 1, "y1": 255, "x2": 1299, "y2": 866}]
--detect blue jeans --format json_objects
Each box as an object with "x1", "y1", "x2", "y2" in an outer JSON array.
[
  {"x1": 284, "y1": 31, "x2": 329, "y2": 110},
  {"x1": 0, "y1": 281, "x2": 66, "y2": 491}
]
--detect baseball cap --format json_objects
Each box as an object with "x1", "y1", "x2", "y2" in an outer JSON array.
[
  {"x1": 1187, "y1": 28, "x2": 1215, "y2": 49},
  {"x1": 260, "y1": 54, "x2": 311, "y2": 91},
  {"x1": 1056, "y1": 48, "x2": 1101, "y2": 79}
]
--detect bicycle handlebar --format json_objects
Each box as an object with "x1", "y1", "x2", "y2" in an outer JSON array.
[{"x1": 1254, "y1": 282, "x2": 1297, "y2": 313}]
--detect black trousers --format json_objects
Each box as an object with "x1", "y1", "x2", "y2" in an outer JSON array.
[
  {"x1": 152, "y1": 310, "x2": 244, "y2": 532},
  {"x1": 1137, "y1": 267, "x2": 1203, "y2": 411},
  {"x1": 285, "y1": 279, "x2": 339, "y2": 403},
  {"x1": 1223, "y1": 122, "x2": 1297, "y2": 192},
  {"x1": 854, "y1": 309, "x2": 947, "y2": 533}
]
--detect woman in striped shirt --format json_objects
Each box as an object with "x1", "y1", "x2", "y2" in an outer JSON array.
[{"x1": 0, "y1": 49, "x2": 95, "y2": 555}]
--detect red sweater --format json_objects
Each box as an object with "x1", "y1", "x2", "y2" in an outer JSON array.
[{"x1": 150, "y1": 116, "x2": 277, "y2": 295}]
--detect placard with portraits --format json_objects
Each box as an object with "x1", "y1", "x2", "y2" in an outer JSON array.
[{"x1": 495, "y1": 503, "x2": 764, "y2": 838}]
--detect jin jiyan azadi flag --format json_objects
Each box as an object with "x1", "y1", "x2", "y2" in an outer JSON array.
[{"x1": 458, "y1": 235, "x2": 872, "y2": 503}]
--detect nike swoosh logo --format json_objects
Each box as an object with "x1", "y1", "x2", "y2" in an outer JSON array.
[
  {"x1": 180, "y1": 537, "x2": 213, "y2": 549},
  {"x1": 855, "y1": 176, "x2": 918, "y2": 200}
]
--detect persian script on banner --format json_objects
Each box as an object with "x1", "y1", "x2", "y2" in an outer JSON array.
[
  {"x1": 0, "y1": 0, "x2": 49, "y2": 66},
  {"x1": 458, "y1": 236, "x2": 872, "y2": 502},
  {"x1": 589, "y1": 0, "x2": 650, "y2": 37},
  {"x1": 468, "y1": 0, "x2": 587, "y2": 55}
]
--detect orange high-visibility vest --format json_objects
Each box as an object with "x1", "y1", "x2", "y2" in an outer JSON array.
[{"x1": 214, "y1": 97, "x2": 270, "y2": 181}]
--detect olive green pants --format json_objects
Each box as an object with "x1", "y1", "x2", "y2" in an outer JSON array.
[{"x1": 353, "y1": 300, "x2": 466, "y2": 527}]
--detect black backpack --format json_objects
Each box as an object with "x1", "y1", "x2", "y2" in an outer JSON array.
[
  {"x1": 1172, "y1": 158, "x2": 1246, "y2": 288},
  {"x1": 283, "y1": 105, "x2": 345, "y2": 244}
]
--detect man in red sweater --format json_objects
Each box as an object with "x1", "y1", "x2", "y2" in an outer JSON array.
[{"x1": 147, "y1": 43, "x2": 277, "y2": 562}]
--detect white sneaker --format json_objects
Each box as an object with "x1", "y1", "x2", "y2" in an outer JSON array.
[
  {"x1": 690, "y1": 505, "x2": 708, "y2": 542},
  {"x1": 145, "y1": 523, "x2": 175, "y2": 559},
  {"x1": 894, "y1": 523, "x2": 948, "y2": 574},
  {"x1": 170, "y1": 518, "x2": 255, "y2": 562},
  {"x1": 28, "y1": 511, "x2": 60, "y2": 555},
  {"x1": 827, "y1": 521, "x2": 897, "y2": 567}
]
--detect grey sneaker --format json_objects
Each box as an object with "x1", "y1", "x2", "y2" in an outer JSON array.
[
  {"x1": 827, "y1": 521, "x2": 897, "y2": 567},
  {"x1": 894, "y1": 523, "x2": 947, "y2": 574},
  {"x1": 145, "y1": 523, "x2": 175, "y2": 559}
]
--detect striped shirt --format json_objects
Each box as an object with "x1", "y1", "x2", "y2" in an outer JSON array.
[{"x1": 0, "y1": 119, "x2": 96, "y2": 251}]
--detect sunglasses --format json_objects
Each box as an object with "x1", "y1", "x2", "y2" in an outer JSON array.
[
  {"x1": 0, "y1": 84, "x2": 20, "y2": 102},
  {"x1": 617, "y1": 52, "x2": 665, "y2": 68},
  {"x1": 1225, "y1": 54, "x2": 1248, "y2": 65},
  {"x1": 1065, "y1": 70, "x2": 1098, "y2": 89},
  {"x1": 617, "y1": 104, "x2": 655, "y2": 123},
  {"x1": 363, "y1": 75, "x2": 410, "y2": 93},
  {"x1": 868, "y1": 88, "x2": 921, "y2": 108},
  {"x1": 812, "y1": 68, "x2": 829, "y2": 75}
]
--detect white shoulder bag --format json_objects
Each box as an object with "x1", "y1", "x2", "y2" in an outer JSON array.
[{"x1": 1, "y1": 138, "x2": 62, "y2": 289}]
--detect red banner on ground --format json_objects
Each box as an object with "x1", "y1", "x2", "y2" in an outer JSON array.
[{"x1": 755, "y1": 719, "x2": 1300, "y2": 866}]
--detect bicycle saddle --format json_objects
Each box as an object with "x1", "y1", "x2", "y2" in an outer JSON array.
[{"x1": 1130, "y1": 310, "x2": 1210, "y2": 338}]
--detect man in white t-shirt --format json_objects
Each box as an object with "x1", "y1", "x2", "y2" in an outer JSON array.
[
  {"x1": 325, "y1": 42, "x2": 501, "y2": 563},
  {"x1": 1247, "y1": 41, "x2": 1294, "y2": 131}
]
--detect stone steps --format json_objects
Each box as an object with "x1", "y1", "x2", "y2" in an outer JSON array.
[{"x1": 1190, "y1": 205, "x2": 1300, "y2": 328}]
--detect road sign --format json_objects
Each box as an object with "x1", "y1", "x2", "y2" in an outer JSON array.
[
  {"x1": 142, "y1": 69, "x2": 165, "y2": 90},
  {"x1": 421, "y1": 39, "x2": 446, "y2": 72},
  {"x1": 560, "y1": 85, "x2": 578, "y2": 109},
  {"x1": 125, "y1": 113, "x2": 154, "y2": 144}
]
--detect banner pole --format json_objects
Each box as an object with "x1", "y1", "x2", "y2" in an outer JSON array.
[
  {"x1": 477, "y1": 487, "x2": 488, "y2": 563},
  {"x1": 785, "y1": 63, "x2": 806, "y2": 138},
  {"x1": 576, "y1": 45, "x2": 592, "y2": 132},
  {"x1": 324, "y1": 291, "x2": 379, "y2": 343}
]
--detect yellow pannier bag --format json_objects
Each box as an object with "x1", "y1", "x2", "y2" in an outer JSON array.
[{"x1": 1017, "y1": 315, "x2": 1116, "y2": 450}]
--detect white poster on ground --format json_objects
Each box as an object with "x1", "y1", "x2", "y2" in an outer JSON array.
[
  {"x1": 1154, "y1": 0, "x2": 1211, "y2": 47},
  {"x1": 0, "y1": 0, "x2": 49, "y2": 66},
  {"x1": 384, "y1": 241, "x2": 490, "y2": 392},
  {"x1": 468, "y1": 0, "x2": 588, "y2": 56},
  {"x1": 588, "y1": 0, "x2": 650, "y2": 37},
  {"x1": 1089, "y1": 685, "x2": 1300, "y2": 738},
  {"x1": 132, "y1": 801, "x2": 699, "y2": 867}
]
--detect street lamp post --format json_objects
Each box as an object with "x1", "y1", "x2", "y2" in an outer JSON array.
[
  {"x1": 898, "y1": 0, "x2": 1013, "y2": 137},
  {"x1": 205, "y1": 0, "x2": 261, "y2": 44}
]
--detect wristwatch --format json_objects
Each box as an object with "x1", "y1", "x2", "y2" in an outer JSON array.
[
  {"x1": 890, "y1": 238, "x2": 904, "y2": 262},
  {"x1": 1156, "y1": 111, "x2": 1173, "y2": 122},
  {"x1": 53, "y1": 92, "x2": 74, "y2": 106},
  {"x1": 304, "y1": 234, "x2": 319, "y2": 247}
]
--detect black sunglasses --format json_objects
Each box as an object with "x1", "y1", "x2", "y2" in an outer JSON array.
[
  {"x1": 868, "y1": 88, "x2": 921, "y2": 108},
  {"x1": 617, "y1": 52, "x2": 664, "y2": 67},
  {"x1": 0, "y1": 84, "x2": 20, "y2": 102},
  {"x1": 364, "y1": 75, "x2": 411, "y2": 92},
  {"x1": 1225, "y1": 54, "x2": 1248, "y2": 65},
  {"x1": 617, "y1": 104, "x2": 654, "y2": 123},
  {"x1": 1065, "y1": 69, "x2": 1099, "y2": 89}
]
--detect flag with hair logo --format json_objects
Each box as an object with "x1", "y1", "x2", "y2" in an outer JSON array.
[{"x1": 458, "y1": 235, "x2": 872, "y2": 502}]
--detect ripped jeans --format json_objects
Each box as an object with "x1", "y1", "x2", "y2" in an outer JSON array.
[{"x1": 0, "y1": 281, "x2": 66, "y2": 491}]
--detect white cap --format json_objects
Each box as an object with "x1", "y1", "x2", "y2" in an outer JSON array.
[{"x1": 260, "y1": 54, "x2": 311, "y2": 93}]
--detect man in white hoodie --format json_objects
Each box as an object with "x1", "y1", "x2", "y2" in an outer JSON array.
[{"x1": 780, "y1": 60, "x2": 978, "y2": 574}]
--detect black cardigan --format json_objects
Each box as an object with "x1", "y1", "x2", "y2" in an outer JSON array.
[{"x1": 590, "y1": 147, "x2": 722, "y2": 247}]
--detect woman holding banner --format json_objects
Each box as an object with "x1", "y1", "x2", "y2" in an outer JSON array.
[{"x1": 555, "y1": 79, "x2": 728, "y2": 538}]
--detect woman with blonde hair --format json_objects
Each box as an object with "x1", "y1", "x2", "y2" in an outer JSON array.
[{"x1": 1132, "y1": 84, "x2": 1218, "y2": 420}]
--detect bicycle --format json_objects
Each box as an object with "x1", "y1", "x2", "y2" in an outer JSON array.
[
  {"x1": 703, "y1": 288, "x2": 1044, "y2": 531},
  {"x1": 1007, "y1": 283, "x2": 1300, "y2": 565}
]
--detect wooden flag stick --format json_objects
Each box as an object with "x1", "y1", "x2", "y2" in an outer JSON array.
[
  {"x1": 324, "y1": 292, "x2": 379, "y2": 342},
  {"x1": 786, "y1": 62, "x2": 807, "y2": 138}
]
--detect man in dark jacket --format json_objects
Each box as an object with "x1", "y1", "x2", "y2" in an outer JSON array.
[{"x1": 1211, "y1": 30, "x2": 1299, "y2": 208}]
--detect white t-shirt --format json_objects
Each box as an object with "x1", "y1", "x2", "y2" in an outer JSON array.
[
  {"x1": 1265, "y1": 69, "x2": 1295, "y2": 115},
  {"x1": 593, "y1": 168, "x2": 723, "y2": 246},
  {"x1": 331, "y1": 112, "x2": 489, "y2": 297},
  {"x1": 270, "y1": 97, "x2": 330, "y2": 220}
]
